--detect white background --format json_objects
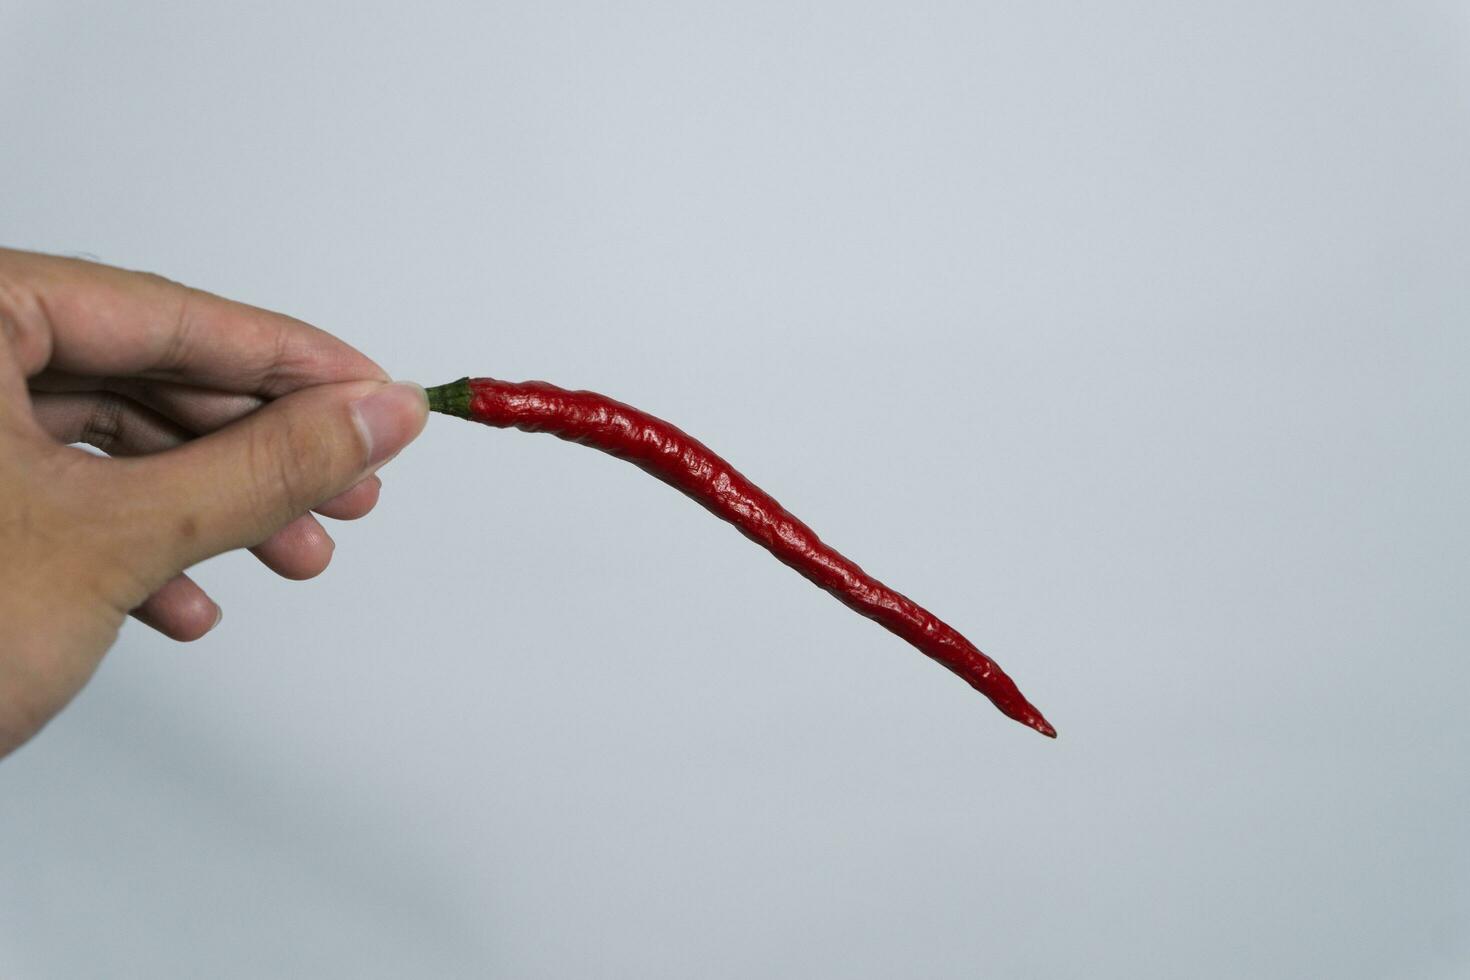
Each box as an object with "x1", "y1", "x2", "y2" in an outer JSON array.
[{"x1": 2, "y1": 2, "x2": 1468, "y2": 977}]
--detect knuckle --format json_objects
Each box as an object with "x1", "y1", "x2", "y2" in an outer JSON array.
[
  {"x1": 0, "y1": 263, "x2": 54, "y2": 371},
  {"x1": 254, "y1": 321, "x2": 295, "y2": 397},
  {"x1": 248, "y1": 415, "x2": 327, "y2": 521},
  {"x1": 154, "y1": 281, "x2": 198, "y2": 373},
  {"x1": 134, "y1": 269, "x2": 179, "y2": 289}
]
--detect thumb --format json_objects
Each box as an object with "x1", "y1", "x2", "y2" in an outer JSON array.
[{"x1": 124, "y1": 380, "x2": 428, "y2": 572}]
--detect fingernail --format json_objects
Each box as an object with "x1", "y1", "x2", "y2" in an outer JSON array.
[
  {"x1": 350, "y1": 382, "x2": 429, "y2": 468},
  {"x1": 208, "y1": 604, "x2": 223, "y2": 633}
]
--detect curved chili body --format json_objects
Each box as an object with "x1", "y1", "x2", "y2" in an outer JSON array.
[{"x1": 426, "y1": 377, "x2": 1055, "y2": 738}]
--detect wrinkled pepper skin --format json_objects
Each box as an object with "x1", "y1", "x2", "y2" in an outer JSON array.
[{"x1": 426, "y1": 377, "x2": 1055, "y2": 738}]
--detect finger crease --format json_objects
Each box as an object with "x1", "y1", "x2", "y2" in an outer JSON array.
[
  {"x1": 157, "y1": 284, "x2": 198, "y2": 374},
  {"x1": 255, "y1": 323, "x2": 294, "y2": 397},
  {"x1": 83, "y1": 392, "x2": 128, "y2": 451}
]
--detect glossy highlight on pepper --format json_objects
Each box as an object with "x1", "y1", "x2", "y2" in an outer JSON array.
[{"x1": 425, "y1": 377, "x2": 1056, "y2": 738}]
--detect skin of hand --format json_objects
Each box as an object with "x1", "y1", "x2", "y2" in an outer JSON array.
[{"x1": 0, "y1": 247, "x2": 429, "y2": 758}]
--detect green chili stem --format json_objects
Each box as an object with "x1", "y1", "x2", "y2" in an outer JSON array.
[{"x1": 425, "y1": 377, "x2": 472, "y2": 418}]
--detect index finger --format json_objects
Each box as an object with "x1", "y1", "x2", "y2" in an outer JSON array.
[{"x1": 0, "y1": 248, "x2": 389, "y2": 396}]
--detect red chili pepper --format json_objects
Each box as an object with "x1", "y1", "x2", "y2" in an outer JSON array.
[{"x1": 425, "y1": 377, "x2": 1055, "y2": 738}]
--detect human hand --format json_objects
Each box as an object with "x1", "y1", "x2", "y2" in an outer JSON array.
[{"x1": 0, "y1": 248, "x2": 428, "y2": 757}]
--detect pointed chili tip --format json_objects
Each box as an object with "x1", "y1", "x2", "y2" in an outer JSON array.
[
  {"x1": 1011, "y1": 704, "x2": 1057, "y2": 739},
  {"x1": 994, "y1": 690, "x2": 1056, "y2": 739}
]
